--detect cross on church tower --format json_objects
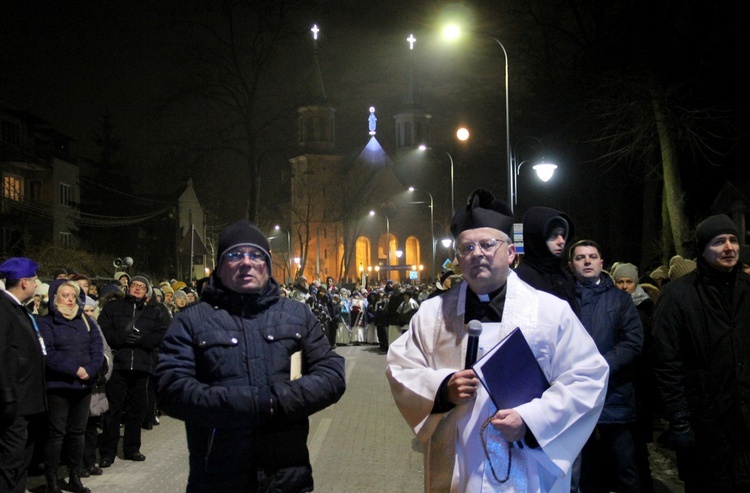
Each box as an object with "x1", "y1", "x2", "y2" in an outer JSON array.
[
  {"x1": 407, "y1": 34, "x2": 416, "y2": 50},
  {"x1": 311, "y1": 24, "x2": 319, "y2": 40}
]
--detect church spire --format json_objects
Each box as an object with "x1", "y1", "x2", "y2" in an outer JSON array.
[
  {"x1": 309, "y1": 24, "x2": 327, "y2": 104},
  {"x1": 394, "y1": 33, "x2": 431, "y2": 155},
  {"x1": 298, "y1": 24, "x2": 336, "y2": 152}
]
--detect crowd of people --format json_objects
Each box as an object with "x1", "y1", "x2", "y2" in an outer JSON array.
[{"x1": 2, "y1": 201, "x2": 749, "y2": 492}]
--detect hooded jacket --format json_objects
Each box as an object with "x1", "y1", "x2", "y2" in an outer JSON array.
[
  {"x1": 514, "y1": 206, "x2": 579, "y2": 315},
  {"x1": 36, "y1": 279, "x2": 104, "y2": 391}
]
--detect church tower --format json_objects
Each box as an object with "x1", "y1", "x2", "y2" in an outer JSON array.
[{"x1": 394, "y1": 34, "x2": 431, "y2": 156}]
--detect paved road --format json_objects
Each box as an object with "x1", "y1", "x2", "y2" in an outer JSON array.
[{"x1": 26, "y1": 344, "x2": 683, "y2": 492}]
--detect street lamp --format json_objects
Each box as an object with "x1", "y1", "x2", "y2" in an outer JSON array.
[
  {"x1": 369, "y1": 210, "x2": 390, "y2": 277},
  {"x1": 408, "y1": 186, "x2": 435, "y2": 277},
  {"x1": 444, "y1": 26, "x2": 510, "y2": 207},
  {"x1": 509, "y1": 158, "x2": 558, "y2": 213},
  {"x1": 271, "y1": 225, "x2": 292, "y2": 282}
]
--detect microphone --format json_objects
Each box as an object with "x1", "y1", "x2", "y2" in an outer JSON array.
[{"x1": 465, "y1": 320, "x2": 483, "y2": 369}]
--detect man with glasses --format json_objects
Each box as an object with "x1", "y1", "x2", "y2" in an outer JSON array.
[
  {"x1": 98, "y1": 274, "x2": 166, "y2": 467},
  {"x1": 157, "y1": 219, "x2": 345, "y2": 492},
  {"x1": 1, "y1": 257, "x2": 47, "y2": 493},
  {"x1": 387, "y1": 189, "x2": 608, "y2": 492}
]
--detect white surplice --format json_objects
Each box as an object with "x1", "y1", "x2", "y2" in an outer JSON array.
[{"x1": 386, "y1": 271, "x2": 609, "y2": 493}]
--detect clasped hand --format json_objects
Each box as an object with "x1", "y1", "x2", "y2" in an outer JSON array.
[{"x1": 447, "y1": 369, "x2": 527, "y2": 442}]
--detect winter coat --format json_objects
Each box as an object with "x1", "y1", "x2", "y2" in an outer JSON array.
[
  {"x1": 98, "y1": 293, "x2": 167, "y2": 374},
  {"x1": 575, "y1": 274, "x2": 643, "y2": 423},
  {"x1": 36, "y1": 280, "x2": 104, "y2": 392},
  {"x1": 0, "y1": 291, "x2": 46, "y2": 419},
  {"x1": 156, "y1": 275, "x2": 346, "y2": 492},
  {"x1": 514, "y1": 206, "x2": 579, "y2": 315},
  {"x1": 652, "y1": 260, "x2": 750, "y2": 487}
]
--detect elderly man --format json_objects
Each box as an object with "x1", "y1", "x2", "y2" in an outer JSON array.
[
  {"x1": 157, "y1": 219, "x2": 346, "y2": 492},
  {"x1": 98, "y1": 274, "x2": 166, "y2": 467},
  {"x1": 652, "y1": 214, "x2": 750, "y2": 491},
  {"x1": 386, "y1": 190, "x2": 609, "y2": 493},
  {"x1": 0, "y1": 258, "x2": 47, "y2": 493}
]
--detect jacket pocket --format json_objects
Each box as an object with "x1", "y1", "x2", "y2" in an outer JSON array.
[
  {"x1": 262, "y1": 324, "x2": 304, "y2": 382},
  {"x1": 195, "y1": 331, "x2": 243, "y2": 381}
]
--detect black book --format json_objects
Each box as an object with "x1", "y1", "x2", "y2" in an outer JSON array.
[{"x1": 472, "y1": 327, "x2": 550, "y2": 409}]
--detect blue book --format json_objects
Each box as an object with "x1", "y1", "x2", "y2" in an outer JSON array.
[{"x1": 472, "y1": 327, "x2": 550, "y2": 410}]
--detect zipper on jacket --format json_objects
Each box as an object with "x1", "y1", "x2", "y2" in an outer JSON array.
[{"x1": 205, "y1": 427, "x2": 216, "y2": 470}]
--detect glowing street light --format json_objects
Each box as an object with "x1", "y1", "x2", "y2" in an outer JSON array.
[{"x1": 443, "y1": 25, "x2": 511, "y2": 206}]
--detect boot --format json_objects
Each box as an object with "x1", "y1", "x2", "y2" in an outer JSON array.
[
  {"x1": 45, "y1": 472, "x2": 62, "y2": 493},
  {"x1": 67, "y1": 468, "x2": 91, "y2": 493}
]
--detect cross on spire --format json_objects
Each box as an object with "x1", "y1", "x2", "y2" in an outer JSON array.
[
  {"x1": 407, "y1": 34, "x2": 416, "y2": 50},
  {"x1": 311, "y1": 24, "x2": 319, "y2": 40}
]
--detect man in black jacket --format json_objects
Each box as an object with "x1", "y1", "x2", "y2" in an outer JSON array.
[
  {"x1": 652, "y1": 214, "x2": 750, "y2": 491},
  {"x1": 98, "y1": 274, "x2": 166, "y2": 467},
  {"x1": 156, "y1": 220, "x2": 345, "y2": 492},
  {"x1": 0, "y1": 258, "x2": 47, "y2": 493}
]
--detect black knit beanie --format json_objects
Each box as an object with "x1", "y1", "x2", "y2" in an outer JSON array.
[
  {"x1": 217, "y1": 219, "x2": 272, "y2": 274},
  {"x1": 695, "y1": 214, "x2": 738, "y2": 254}
]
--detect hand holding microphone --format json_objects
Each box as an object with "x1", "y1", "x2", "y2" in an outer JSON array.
[
  {"x1": 447, "y1": 320, "x2": 484, "y2": 405},
  {"x1": 465, "y1": 319, "x2": 483, "y2": 369}
]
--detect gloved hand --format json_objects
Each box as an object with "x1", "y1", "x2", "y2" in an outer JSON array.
[
  {"x1": 124, "y1": 332, "x2": 143, "y2": 347},
  {"x1": 669, "y1": 412, "x2": 695, "y2": 448}
]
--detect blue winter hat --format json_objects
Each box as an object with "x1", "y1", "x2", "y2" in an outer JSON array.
[{"x1": 0, "y1": 257, "x2": 39, "y2": 281}]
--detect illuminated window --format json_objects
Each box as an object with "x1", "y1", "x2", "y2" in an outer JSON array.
[{"x1": 3, "y1": 174, "x2": 23, "y2": 201}]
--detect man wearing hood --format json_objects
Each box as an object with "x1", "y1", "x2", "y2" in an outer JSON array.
[
  {"x1": 97, "y1": 274, "x2": 166, "y2": 467},
  {"x1": 156, "y1": 219, "x2": 346, "y2": 492},
  {"x1": 514, "y1": 207, "x2": 579, "y2": 315}
]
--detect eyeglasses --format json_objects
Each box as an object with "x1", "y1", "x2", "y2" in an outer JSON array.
[
  {"x1": 224, "y1": 250, "x2": 266, "y2": 264},
  {"x1": 455, "y1": 238, "x2": 507, "y2": 259},
  {"x1": 130, "y1": 282, "x2": 147, "y2": 291}
]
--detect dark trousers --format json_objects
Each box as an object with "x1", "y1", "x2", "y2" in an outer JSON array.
[
  {"x1": 82, "y1": 416, "x2": 100, "y2": 469},
  {"x1": 0, "y1": 413, "x2": 45, "y2": 493},
  {"x1": 100, "y1": 370, "x2": 148, "y2": 459},
  {"x1": 44, "y1": 389, "x2": 92, "y2": 473},
  {"x1": 580, "y1": 423, "x2": 641, "y2": 493}
]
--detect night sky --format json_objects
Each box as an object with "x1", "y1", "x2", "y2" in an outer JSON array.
[{"x1": 2, "y1": 0, "x2": 747, "y2": 267}]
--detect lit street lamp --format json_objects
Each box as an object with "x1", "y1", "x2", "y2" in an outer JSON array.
[
  {"x1": 444, "y1": 26, "x2": 510, "y2": 205},
  {"x1": 509, "y1": 143, "x2": 558, "y2": 213},
  {"x1": 408, "y1": 187, "x2": 435, "y2": 277},
  {"x1": 270, "y1": 225, "x2": 292, "y2": 282}
]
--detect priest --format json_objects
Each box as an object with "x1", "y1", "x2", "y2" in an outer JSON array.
[{"x1": 386, "y1": 190, "x2": 609, "y2": 492}]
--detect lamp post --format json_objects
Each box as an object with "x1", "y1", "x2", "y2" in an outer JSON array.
[
  {"x1": 509, "y1": 143, "x2": 558, "y2": 213},
  {"x1": 272, "y1": 225, "x2": 292, "y2": 282},
  {"x1": 408, "y1": 187, "x2": 435, "y2": 277},
  {"x1": 369, "y1": 210, "x2": 390, "y2": 278},
  {"x1": 419, "y1": 125, "x2": 468, "y2": 214},
  {"x1": 444, "y1": 26, "x2": 510, "y2": 205}
]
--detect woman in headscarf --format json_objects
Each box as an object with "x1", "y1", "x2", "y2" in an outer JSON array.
[{"x1": 37, "y1": 280, "x2": 104, "y2": 493}]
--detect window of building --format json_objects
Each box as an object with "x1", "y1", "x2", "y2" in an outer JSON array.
[
  {"x1": 59, "y1": 231, "x2": 71, "y2": 249},
  {"x1": 3, "y1": 174, "x2": 23, "y2": 201},
  {"x1": 59, "y1": 182, "x2": 72, "y2": 207},
  {"x1": 1, "y1": 119, "x2": 21, "y2": 147}
]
